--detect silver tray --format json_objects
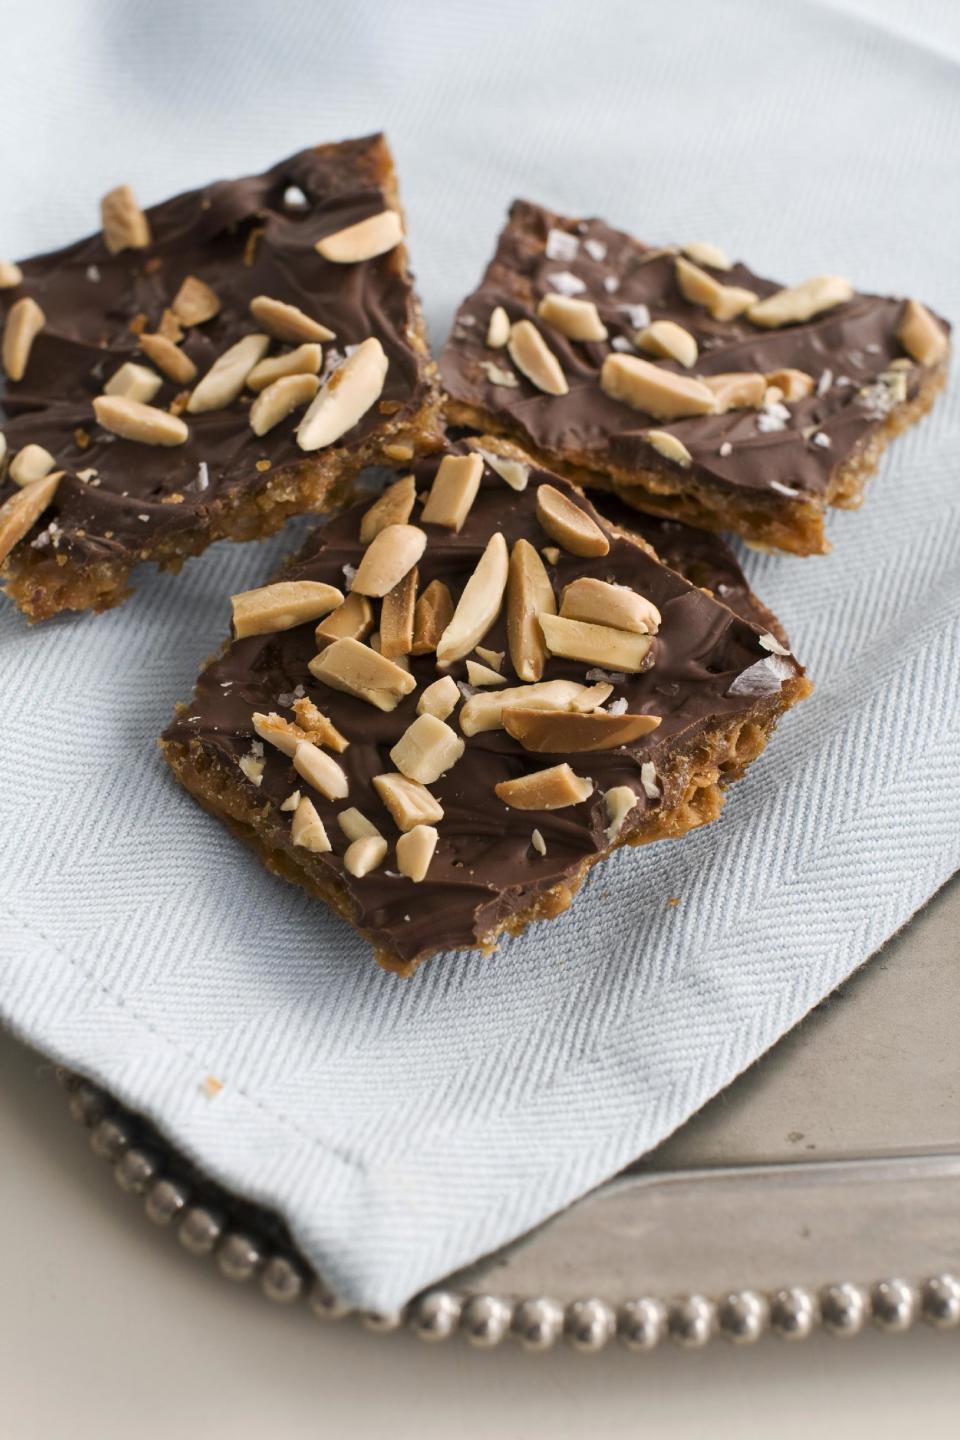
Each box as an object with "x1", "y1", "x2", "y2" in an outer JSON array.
[{"x1": 60, "y1": 872, "x2": 960, "y2": 1353}]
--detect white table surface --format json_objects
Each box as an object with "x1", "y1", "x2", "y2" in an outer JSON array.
[{"x1": 1, "y1": 1031, "x2": 957, "y2": 1440}]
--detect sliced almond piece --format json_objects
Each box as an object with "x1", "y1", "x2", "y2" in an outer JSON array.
[
  {"x1": 495, "y1": 763, "x2": 593, "y2": 811},
  {"x1": 459, "y1": 679, "x2": 604, "y2": 737},
  {"x1": 2, "y1": 296, "x2": 45, "y2": 382},
  {"x1": 280, "y1": 791, "x2": 301, "y2": 812},
  {"x1": 539, "y1": 613, "x2": 653, "y2": 672},
  {"x1": 250, "y1": 295, "x2": 335, "y2": 343},
  {"x1": 703, "y1": 371, "x2": 767, "y2": 411},
  {"x1": 435, "y1": 531, "x2": 509, "y2": 666},
  {"x1": 103, "y1": 361, "x2": 163, "y2": 404},
  {"x1": 239, "y1": 753, "x2": 265, "y2": 790},
  {"x1": 171, "y1": 275, "x2": 221, "y2": 326},
  {"x1": 486, "y1": 305, "x2": 510, "y2": 348},
  {"x1": 0, "y1": 260, "x2": 23, "y2": 288},
  {"x1": 567, "y1": 683, "x2": 615, "y2": 712},
  {"x1": 390, "y1": 713, "x2": 465, "y2": 785},
  {"x1": 747, "y1": 275, "x2": 853, "y2": 328},
  {"x1": 344, "y1": 835, "x2": 388, "y2": 877},
  {"x1": 249, "y1": 373, "x2": 320, "y2": 436},
  {"x1": 309, "y1": 636, "x2": 416, "y2": 712},
  {"x1": 682, "y1": 241, "x2": 732, "y2": 271},
  {"x1": 897, "y1": 299, "x2": 948, "y2": 366},
  {"x1": 504, "y1": 707, "x2": 661, "y2": 752},
  {"x1": 674, "y1": 257, "x2": 757, "y2": 321},
  {"x1": 297, "y1": 337, "x2": 388, "y2": 450},
  {"x1": 396, "y1": 824, "x2": 439, "y2": 883},
  {"x1": 537, "y1": 293, "x2": 608, "y2": 343},
  {"x1": 536, "y1": 484, "x2": 609, "y2": 557},
  {"x1": 350, "y1": 523, "x2": 426, "y2": 598},
  {"x1": 507, "y1": 537, "x2": 556, "y2": 683},
  {"x1": 93, "y1": 395, "x2": 188, "y2": 446},
  {"x1": 100, "y1": 185, "x2": 151, "y2": 253},
  {"x1": 158, "y1": 309, "x2": 184, "y2": 343},
  {"x1": 420, "y1": 452, "x2": 483, "y2": 532},
  {"x1": 187, "y1": 333, "x2": 270, "y2": 413},
  {"x1": 247, "y1": 344, "x2": 323, "y2": 393},
  {"x1": 314, "y1": 590, "x2": 374, "y2": 649},
  {"x1": 560, "y1": 577, "x2": 660, "y2": 635},
  {"x1": 231, "y1": 579, "x2": 343, "y2": 637},
  {"x1": 637, "y1": 320, "x2": 698, "y2": 369},
  {"x1": 604, "y1": 785, "x2": 638, "y2": 841},
  {"x1": 763, "y1": 368, "x2": 813, "y2": 402},
  {"x1": 338, "y1": 808, "x2": 383, "y2": 842},
  {"x1": 373, "y1": 773, "x2": 444, "y2": 831},
  {"x1": 410, "y1": 578, "x2": 454, "y2": 655},
  {"x1": 293, "y1": 740, "x2": 349, "y2": 801},
  {"x1": 507, "y1": 320, "x2": 568, "y2": 396},
  {"x1": 252, "y1": 711, "x2": 310, "y2": 758},
  {"x1": 466, "y1": 659, "x2": 507, "y2": 687},
  {"x1": 291, "y1": 795, "x2": 332, "y2": 852},
  {"x1": 417, "y1": 675, "x2": 460, "y2": 720},
  {"x1": 646, "y1": 430, "x2": 692, "y2": 467},
  {"x1": 468, "y1": 443, "x2": 530, "y2": 492},
  {"x1": 315, "y1": 210, "x2": 403, "y2": 263},
  {"x1": 379, "y1": 565, "x2": 418, "y2": 658},
  {"x1": 139, "y1": 332, "x2": 198, "y2": 384},
  {"x1": 359, "y1": 473, "x2": 417, "y2": 543},
  {"x1": 601, "y1": 354, "x2": 716, "y2": 421},
  {"x1": 475, "y1": 645, "x2": 503, "y2": 670},
  {"x1": 0, "y1": 470, "x2": 62, "y2": 565},
  {"x1": 291, "y1": 696, "x2": 349, "y2": 753},
  {"x1": 8, "y1": 444, "x2": 55, "y2": 488}
]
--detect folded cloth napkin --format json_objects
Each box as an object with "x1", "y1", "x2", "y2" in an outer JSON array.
[{"x1": 1, "y1": 0, "x2": 959, "y2": 1310}]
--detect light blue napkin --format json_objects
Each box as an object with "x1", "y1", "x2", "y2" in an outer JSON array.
[{"x1": 1, "y1": 0, "x2": 958, "y2": 1309}]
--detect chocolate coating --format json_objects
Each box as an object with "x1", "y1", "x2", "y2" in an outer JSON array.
[
  {"x1": 0, "y1": 135, "x2": 434, "y2": 573},
  {"x1": 164, "y1": 447, "x2": 804, "y2": 963},
  {"x1": 441, "y1": 200, "x2": 948, "y2": 503}
]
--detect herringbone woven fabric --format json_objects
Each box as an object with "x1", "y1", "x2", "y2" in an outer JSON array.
[{"x1": 1, "y1": 0, "x2": 958, "y2": 1310}]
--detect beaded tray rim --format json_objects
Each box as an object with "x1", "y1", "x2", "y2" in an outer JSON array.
[{"x1": 57, "y1": 1068, "x2": 960, "y2": 1352}]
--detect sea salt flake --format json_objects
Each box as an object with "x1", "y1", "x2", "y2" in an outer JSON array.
[
  {"x1": 457, "y1": 681, "x2": 477, "y2": 701},
  {"x1": 816, "y1": 368, "x2": 833, "y2": 397},
  {"x1": 586, "y1": 667, "x2": 627, "y2": 684},
  {"x1": 85, "y1": 264, "x2": 101, "y2": 283},
  {"x1": 618, "y1": 302, "x2": 651, "y2": 330},
  {"x1": 726, "y1": 654, "x2": 794, "y2": 698},
  {"x1": 606, "y1": 697, "x2": 628, "y2": 715},
  {"x1": 610, "y1": 336, "x2": 634, "y2": 353},
  {"x1": 812, "y1": 432, "x2": 832, "y2": 449},
  {"x1": 138, "y1": 513, "x2": 150, "y2": 522},
  {"x1": 758, "y1": 632, "x2": 791, "y2": 657},
  {"x1": 458, "y1": 314, "x2": 476, "y2": 327},
  {"x1": 546, "y1": 270, "x2": 586, "y2": 297},
  {"x1": 196, "y1": 461, "x2": 210, "y2": 490},
  {"x1": 283, "y1": 185, "x2": 308, "y2": 210},
  {"x1": 583, "y1": 238, "x2": 607, "y2": 262},
  {"x1": 603, "y1": 276, "x2": 620, "y2": 294},
  {"x1": 546, "y1": 228, "x2": 579, "y2": 263},
  {"x1": 640, "y1": 762, "x2": 661, "y2": 800},
  {"x1": 719, "y1": 441, "x2": 733, "y2": 458},
  {"x1": 342, "y1": 562, "x2": 357, "y2": 584}
]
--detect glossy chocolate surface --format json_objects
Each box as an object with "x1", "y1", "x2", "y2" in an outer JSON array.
[
  {"x1": 165, "y1": 448, "x2": 804, "y2": 963},
  {"x1": 441, "y1": 200, "x2": 946, "y2": 504},
  {"x1": 0, "y1": 135, "x2": 432, "y2": 572}
]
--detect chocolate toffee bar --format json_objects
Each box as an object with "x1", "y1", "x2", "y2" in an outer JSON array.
[
  {"x1": 0, "y1": 134, "x2": 442, "y2": 620},
  {"x1": 162, "y1": 440, "x2": 810, "y2": 974},
  {"x1": 441, "y1": 201, "x2": 949, "y2": 555}
]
